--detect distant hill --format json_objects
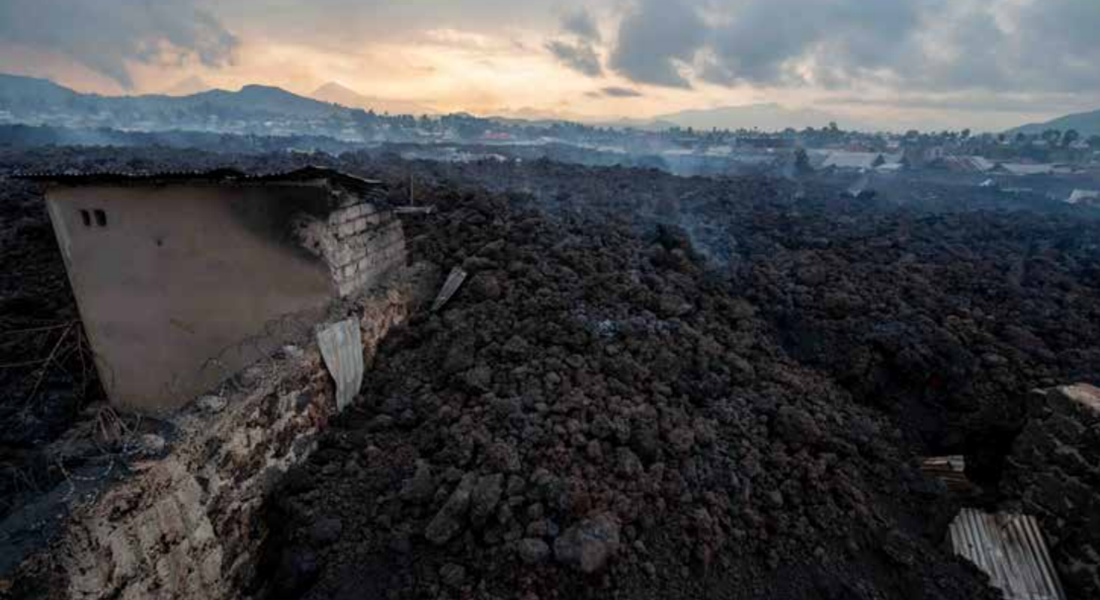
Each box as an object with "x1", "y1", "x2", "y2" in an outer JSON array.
[
  {"x1": 0, "y1": 73, "x2": 80, "y2": 106},
  {"x1": 488, "y1": 106, "x2": 583, "y2": 124},
  {"x1": 590, "y1": 117, "x2": 679, "y2": 131},
  {"x1": 312, "y1": 82, "x2": 435, "y2": 116},
  {"x1": 481, "y1": 103, "x2": 856, "y2": 132},
  {"x1": 0, "y1": 73, "x2": 366, "y2": 124},
  {"x1": 185, "y1": 84, "x2": 344, "y2": 118},
  {"x1": 578, "y1": 103, "x2": 867, "y2": 132},
  {"x1": 1010, "y1": 109, "x2": 1100, "y2": 137},
  {"x1": 654, "y1": 103, "x2": 864, "y2": 132}
]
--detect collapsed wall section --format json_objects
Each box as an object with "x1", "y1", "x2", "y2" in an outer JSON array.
[
  {"x1": 1002, "y1": 384, "x2": 1100, "y2": 600},
  {"x1": 298, "y1": 190, "x2": 407, "y2": 298},
  {"x1": 6, "y1": 271, "x2": 427, "y2": 600}
]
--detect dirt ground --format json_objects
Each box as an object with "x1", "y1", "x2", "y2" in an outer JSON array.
[{"x1": 2, "y1": 147, "x2": 1099, "y2": 599}]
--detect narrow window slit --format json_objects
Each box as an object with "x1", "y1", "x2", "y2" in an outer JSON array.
[
  {"x1": 79, "y1": 210, "x2": 91, "y2": 227},
  {"x1": 94, "y1": 210, "x2": 107, "y2": 227}
]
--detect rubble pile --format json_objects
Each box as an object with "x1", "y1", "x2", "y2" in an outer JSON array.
[
  {"x1": 259, "y1": 188, "x2": 996, "y2": 600},
  {"x1": 2, "y1": 148, "x2": 1099, "y2": 599},
  {"x1": 1003, "y1": 384, "x2": 1100, "y2": 598},
  {"x1": 366, "y1": 156, "x2": 1100, "y2": 480},
  {"x1": 740, "y1": 209, "x2": 1100, "y2": 479}
]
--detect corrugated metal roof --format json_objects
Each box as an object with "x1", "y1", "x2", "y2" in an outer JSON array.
[
  {"x1": 15, "y1": 165, "x2": 383, "y2": 191},
  {"x1": 949, "y1": 509, "x2": 1065, "y2": 600},
  {"x1": 998, "y1": 163, "x2": 1057, "y2": 176},
  {"x1": 936, "y1": 156, "x2": 995, "y2": 172},
  {"x1": 823, "y1": 151, "x2": 881, "y2": 170},
  {"x1": 1067, "y1": 189, "x2": 1100, "y2": 205}
]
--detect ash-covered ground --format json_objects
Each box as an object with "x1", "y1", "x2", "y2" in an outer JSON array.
[{"x1": 2, "y1": 147, "x2": 1099, "y2": 599}]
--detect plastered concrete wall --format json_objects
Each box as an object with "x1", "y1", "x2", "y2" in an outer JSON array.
[
  {"x1": 46, "y1": 184, "x2": 337, "y2": 414},
  {"x1": 1003, "y1": 384, "x2": 1100, "y2": 600},
  {"x1": 7, "y1": 278, "x2": 424, "y2": 600},
  {"x1": 45, "y1": 183, "x2": 406, "y2": 415}
]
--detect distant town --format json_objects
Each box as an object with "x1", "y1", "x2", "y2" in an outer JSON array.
[{"x1": 3, "y1": 73, "x2": 1099, "y2": 209}]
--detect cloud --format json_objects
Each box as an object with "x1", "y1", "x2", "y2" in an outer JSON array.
[
  {"x1": 600, "y1": 86, "x2": 643, "y2": 98},
  {"x1": 545, "y1": 40, "x2": 602, "y2": 77},
  {"x1": 609, "y1": 0, "x2": 704, "y2": 89},
  {"x1": 604, "y1": 0, "x2": 1100, "y2": 97},
  {"x1": 821, "y1": 93, "x2": 1091, "y2": 115},
  {"x1": 561, "y1": 8, "x2": 601, "y2": 42},
  {"x1": 586, "y1": 86, "x2": 643, "y2": 99},
  {"x1": 0, "y1": 0, "x2": 238, "y2": 89},
  {"x1": 704, "y1": 0, "x2": 923, "y2": 87},
  {"x1": 948, "y1": 0, "x2": 1100, "y2": 93}
]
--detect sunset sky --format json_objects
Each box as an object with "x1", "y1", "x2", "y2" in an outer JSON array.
[{"x1": 2, "y1": 0, "x2": 1099, "y2": 131}]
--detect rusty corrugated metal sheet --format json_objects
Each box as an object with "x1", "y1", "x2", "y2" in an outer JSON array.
[
  {"x1": 431, "y1": 267, "x2": 468, "y2": 312},
  {"x1": 949, "y1": 509, "x2": 1065, "y2": 600},
  {"x1": 317, "y1": 318, "x2": 364, "y2": 413}
]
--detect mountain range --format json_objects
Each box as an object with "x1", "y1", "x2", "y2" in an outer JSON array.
[
  {"x1": 1010, "y1": 109, "x2": 1100, "y2": 137},
  {"x1": 0, "y1": 74, "x2": 864, "y2": 133},
  {"x1": 0, "y1": 73, "x2": 351, "y2": 120},
  {"x1": 2, "y1": 73, "x2": 1093, "y2": 135}
]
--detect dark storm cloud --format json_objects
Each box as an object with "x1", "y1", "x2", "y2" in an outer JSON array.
[
  {"x1": 993, "y1": 0, "x2": 1100, "y2": 92},
  {"x1": 0, "y1": 0, "x2": 238, "y2": 88},
  {"x1": 895, "y1": 0, "x2": 1100, "y2": 95},
  {"x1": 609, "y1": 0, "x2": 704, "y2": 89},
  {"x1": 561, "y1": 8, "x2": 601, "y2": 42},
  {"x1": 609, "y1": 0, "x2": 923, "y2": 88},
  {"x1": 706, "y1": 0, "x2": 923, "y2": 86},
  {"x1": 606, "y1": 0, "x2": 1100, "y2": 95},
  {"x1": 545, "y1": 8, "x2": 605, "y2": 79},
  {"x1": 546, "y1": 40, "x2": 603, "y2": 77}
]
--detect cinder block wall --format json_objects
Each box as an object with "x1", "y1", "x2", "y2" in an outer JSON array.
[
  {"x1": 1003, "y1": 384, "x2": 1100, "y2": 600},
  {"x1": 326, "y1": 200, "x2": 407, "y2": 297},
  {"x1": 299, "y1": 190, "x2": 407, "y2": 298}
]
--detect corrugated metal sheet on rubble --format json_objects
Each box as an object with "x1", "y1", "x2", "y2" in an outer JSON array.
[
  {"x1": 431, "y1": 267, "x2": 468, "y2": 312},
  {"x1": 949, "y1": 508, "x2": 1065, "y2": 600},
  {"x1": 317, "y1": 318, "x2": 364, "y2": 413}
]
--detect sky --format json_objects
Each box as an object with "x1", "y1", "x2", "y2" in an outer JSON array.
[{"x1": 1, "y1": 0, "x2": 1099, "y2": 131}]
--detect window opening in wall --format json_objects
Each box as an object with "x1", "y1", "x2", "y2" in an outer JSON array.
[
  {"x1": 80, "y1": 209, "x2": 91, "y2": 227},
  {"x1": 94, "y1": 209, "x2": 107, "y2": 227}
]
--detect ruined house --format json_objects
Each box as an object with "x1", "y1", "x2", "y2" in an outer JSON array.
[{"x1": 24, "y1": 166, "x2": 406, "y2": 414}]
